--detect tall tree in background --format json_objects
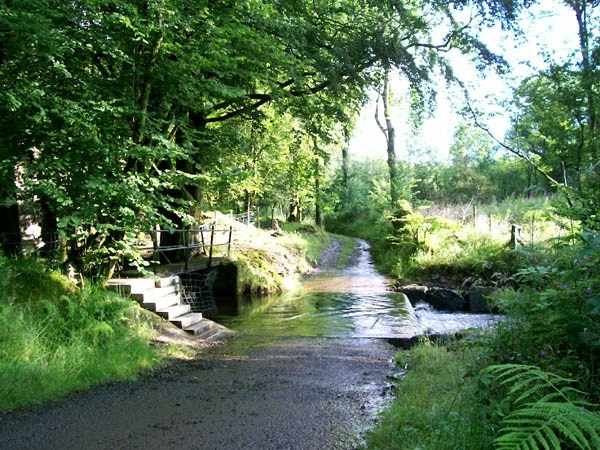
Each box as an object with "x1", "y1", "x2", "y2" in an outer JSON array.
[
  {"x1": 375, "y1": 71, "x2": 399, "y2": 206},
  {"x1": 367, "y1": 0, "x2": 524, "y2": 209},
  {"x1": 565, "y1": 0, "x2": 598, "y2": 160},
  {"x1": 507, "y1": 1, "x2": 599, "y2": 226}
]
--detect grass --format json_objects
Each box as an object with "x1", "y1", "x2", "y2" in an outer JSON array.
[
  {"x1": 365, "y1": 340, "x2": 493, "y2": 450},
  {"x1": 361, "y1": 198, "x2": 600, "y2": 450},
  {"x1": 336, "y1": 234, "x2": 358, "y2": 269},
  {"x1": 363, "y1": 198, "x2": 568, "y2": 285},
  {"x1": 228, "y1": 221, "x2": 329, "y2": 294},
  {"x1": 0, "y1": 256, "x2": 168, "y2": 411},
  {"x1": 279, "y1": 221, "x2": 331, "y2": 265}
]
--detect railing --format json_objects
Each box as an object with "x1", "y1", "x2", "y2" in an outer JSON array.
[
  {"x1": 232, "y1": 211, "x2": 254, "y2": 226},
  {"x1": 139, "y1": 223, "x2": 233, "y2": 274}
]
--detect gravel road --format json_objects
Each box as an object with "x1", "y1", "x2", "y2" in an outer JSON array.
[{"x1": 0, "y1": 337, "x2": 396, "y2": 450}]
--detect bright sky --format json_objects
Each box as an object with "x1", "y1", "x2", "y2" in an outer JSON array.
[{"x1": 349, "y1": 0, "x2": 583, "y2": 163}]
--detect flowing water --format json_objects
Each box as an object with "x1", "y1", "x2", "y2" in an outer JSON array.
[{"x1": 218, "y1": 240, "x2": 500, "y2": 340}]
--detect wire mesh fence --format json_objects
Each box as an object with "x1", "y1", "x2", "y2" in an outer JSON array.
[
  {"x1": 0, "y1": 231, "x2": 62, "y2": 259},
  {"x1": 179, "y1": 269, "x2": 219, "y2": 315}
]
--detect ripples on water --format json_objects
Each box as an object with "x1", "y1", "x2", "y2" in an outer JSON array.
[{"x1": 218, "y1": 240, "x2": 502, "y2": 339}]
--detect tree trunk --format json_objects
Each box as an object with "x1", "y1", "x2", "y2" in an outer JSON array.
[
  {"x1": 39, "y1": 198, "x2": 59, "y2": 259},
  {"x1": 375, "y1": 70, "x2": 399, "y2": 206},
  {"x1": 569, "y1": 0, "x2": 597, "y2": 161},
  {"x1": 342, "y1": 126, "x2": 350, "y2": 204},
  {"x1": 0, "y1": 203, "x2": 20, "y2": 255},
  {"x1": 287, "y1": 197, "x2": 300, "y2": 222}
]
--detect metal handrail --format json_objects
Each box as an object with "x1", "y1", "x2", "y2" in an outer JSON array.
[{"x1": 133, "y1": 225, "x2": 233, "y2": 273}]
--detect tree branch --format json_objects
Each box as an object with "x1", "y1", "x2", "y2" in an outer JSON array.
[{"x1": 464, "y1": 93, "x2": 564, "y2": 190}]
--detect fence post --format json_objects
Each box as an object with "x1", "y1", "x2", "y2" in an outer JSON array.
[
  {"x1": 152, "y1": 227, "x2": 159, "y2": 274},
  {"x1": 200, "y1": 225, "x2": 206, "y2": 255},
  {"x1": 510, "y1": 224, "x2": 522, "y2": 250},
  {"x1": 227, "y1": 225, "x2": 233, "y2": 255},
  {"x1": 184, "y1": 230, "x2": 189, "y2": 273},
  {"x1": 208, "y1": 225, "x2": 215, "y2": 268}
]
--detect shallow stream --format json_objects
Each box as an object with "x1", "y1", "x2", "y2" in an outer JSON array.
[
  {"x1": 0, "y1": 240, "x2": 502, "y2": 450},
  {"x1": 218, "y1": 240, "x2": 500, "y2": 340}
]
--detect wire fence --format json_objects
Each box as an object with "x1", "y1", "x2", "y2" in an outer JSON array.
[
  {"x1": 180, "y1": 269, "x2": 219, "y2": 315},
  {"x1": 232, "y1": 211, "x2": 254, "y2": 226},
  {"x1": 0, "y1": 231, "x2": 62, "y2": 258},
  {"x1": 0, "y1": 223, "x2": 233, "y2": 274}
]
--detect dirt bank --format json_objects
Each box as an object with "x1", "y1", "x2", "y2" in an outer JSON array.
[{"x1": 0, "y1": 238, "x2": 399, "y2": 450}]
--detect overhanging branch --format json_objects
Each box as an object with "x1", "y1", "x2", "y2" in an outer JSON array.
[{"x1": 464, "y1": 93, "x2": 564, "y2": 189}]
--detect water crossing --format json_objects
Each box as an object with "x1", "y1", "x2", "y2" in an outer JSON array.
[{"x1": 218, "y1": 240, "x2": 499, "y2": 340}]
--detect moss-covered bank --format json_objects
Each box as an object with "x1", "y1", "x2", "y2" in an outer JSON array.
[{"x1": 222, "y1": 221, "x2": 330, "y2": 295}]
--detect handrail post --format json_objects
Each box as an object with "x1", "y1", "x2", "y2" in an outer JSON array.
[
  {"x1": 208, "y1": 225, "x2": 215, "y2": 268},
  {"x1": 184, "y1": 230, "x2": 189, "y2": 273},
  {"x1": 152, "y1": 227, "x2": 159, "y2": 274},
  {"x1": 227, "y1": 225, "x2": 233, "y2": 256}
]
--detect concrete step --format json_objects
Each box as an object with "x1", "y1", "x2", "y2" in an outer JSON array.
[
  {"x1": 155, "y1": 275, "x2": 179, "y2": 289},
  {"x1": 184, "y1": 319, "x2": 214, "y2": 336},
  {"x1": 184, "y1": 319, "x2": 237, "y2": 340},
  {"x1": 130, "y1": 285, "x2": 179, "y2": 303},
  {"x1": 106, "y1": 278, "x2": 155, "y2": 294},
  {"x1": 107, "y1": 275, "x2": 233, "y2": 340},
  {"x1": 140, "y1": 294, "x2": 181, "y2": 312},
  {"x1": 156, "y1": 304, "x2": 191, "y2": 320},
  {"x1": 171, "y1": 312, "x2": 203, "y2": 329},
  {"x1": 207, "y1": 328, "x2": 237, "y2": 341}
]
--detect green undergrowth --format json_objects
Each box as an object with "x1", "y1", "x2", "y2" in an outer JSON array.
[
  {"x1": 280, "y1": 221, "x2": 331, "y2": 265},
  {"x1": 0, "y1": 256, "x2": 165, "y2": 412},
  {"x1": 365, "y1": 340, "x2": 493, "y2": 450},
  {"x1": 366, "y1": 334, "x2": 600, "y2": 450},
  {"x1": 358, "y1": 199, "x2": 600, "y2": 449},
  {"x1": 364, "y1": 226, "x2": 600, "y2": 449},
  {"x1": 232, "y1": 222, "x2": 330, "y2": 294}
]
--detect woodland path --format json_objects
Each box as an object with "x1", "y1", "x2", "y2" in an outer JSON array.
[{"x1": 0, "y1": 238, "x2": 398, "y2": 450}]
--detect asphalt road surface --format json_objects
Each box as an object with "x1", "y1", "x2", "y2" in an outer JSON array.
[{"x1": 0, "y1": 336, "x2": 397, "y2": 450}]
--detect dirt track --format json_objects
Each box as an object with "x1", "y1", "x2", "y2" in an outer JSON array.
[{"x1": 0, "y1": 238, "x2": 398, "y2": 450}]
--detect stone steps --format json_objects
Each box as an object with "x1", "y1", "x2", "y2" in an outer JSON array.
[
  {"x1": 170, "y1": 312, "x2": 204, "y2": 329},
  {"x1": 107, "y1": 276, "x2": 229, "y2": 340},
  {"x1": 156, "y1": 303, "x2": 192, "y2": 320}
]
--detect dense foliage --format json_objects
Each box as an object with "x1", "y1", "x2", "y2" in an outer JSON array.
[
  {"x1": 2, "y1": 0, "x2": 600, "y2": 447},
  {"x1": 0, "y1": 0, "x2": 522, "y2": 278}
]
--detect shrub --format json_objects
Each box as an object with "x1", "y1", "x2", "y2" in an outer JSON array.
[{"x1": 489, "y1": 230, "x2": 600, "y2": 401}]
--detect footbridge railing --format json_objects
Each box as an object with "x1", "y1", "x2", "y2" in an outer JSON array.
[{"x1": 135, "y1": 223, "x2": 233, "y2": 275}]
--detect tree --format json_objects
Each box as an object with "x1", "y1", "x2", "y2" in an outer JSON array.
[
  {"x1": 564, "y1": 0, "x2": 599, "y2": 160},
  {"x1": 375, "y1": 71, "x2": 400, "y2": 206}
]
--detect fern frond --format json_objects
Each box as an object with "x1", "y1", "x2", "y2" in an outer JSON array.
[
  {"x1": 493, "y1": 401, "x2": 600, "y2": 450},
  {"x1": 482, "y1": 364, "x2": 581, "y2": 406},
  {"x1": 482, "y1": 364, "x2": 600, "y2": 450}
]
